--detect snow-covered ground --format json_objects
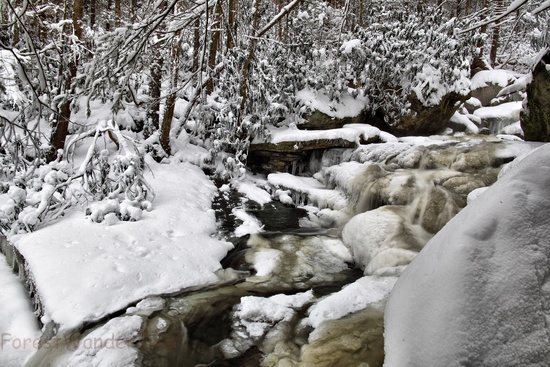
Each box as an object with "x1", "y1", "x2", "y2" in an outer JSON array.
[
  {"x1": 8, "y1": 155, "x2": 232, "y2": 331},
  {"x1": 0, "y1": 255, "x2": 41, "y2": 367}
]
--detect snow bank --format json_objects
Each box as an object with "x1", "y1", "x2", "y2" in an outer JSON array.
[
  {"x1": 0, "y1": 255, "x2": 40, "y2": 367},
  {"x1": 12, "y1": 158, "x2": 232, "y2": 330},
  {"x1": 384, "y1": 143, "x2": 550, "y2": 366}
]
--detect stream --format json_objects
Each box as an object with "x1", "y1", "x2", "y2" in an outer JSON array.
[{"x1": 21, "y1": 136, "x2": 539, "y2": 367}]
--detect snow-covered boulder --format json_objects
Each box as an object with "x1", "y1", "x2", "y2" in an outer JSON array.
[
  {"x1": 470, "y1": 69, "x2": 516, "y2": 106},
  {"x1": 384, "y1": 143, "x2": 550, "y2": 366}
]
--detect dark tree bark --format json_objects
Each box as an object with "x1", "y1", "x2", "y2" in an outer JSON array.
[{"x1": 48, "y1": 0, "x2": 83, "y2": 162}]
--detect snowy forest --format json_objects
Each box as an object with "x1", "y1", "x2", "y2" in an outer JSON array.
[{"x1": 1, "y1": 0, "x2": 550, "y2": 366}]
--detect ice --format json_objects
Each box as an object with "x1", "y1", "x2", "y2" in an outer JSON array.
[
  {"x1": 384, "y1": 143, "x2": 550, "y2": 366},
  {"x1": 268, "y1": 173, "x2": 347, "y2": 210}
]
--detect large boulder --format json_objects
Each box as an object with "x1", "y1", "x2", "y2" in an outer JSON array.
[
  {"x1": 384, "y1": 144, "x2": 550, "y2": 366},
  {"x1": 521, "y1": 52, "x2": 550, "y2": 142},
  {"x1": 370, "y1": 92, "x2": 469, "y2": 137},
  {"x1": 470, "y1": 69, "x2": 516, "y2": 107}
]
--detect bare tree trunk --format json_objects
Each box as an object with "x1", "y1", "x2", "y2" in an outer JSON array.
[
  {"x1": 456, "y1": 0, "x2": 462, "y2": 18},
  {"x1": 193, "y1": 17, "x2": 201, "y2": 73},
  {"x1": 145, "y1": 58, "x2": 163, "y2": 139},
  {"x1": 206, "y1": 1, "x2": 222, "y2": 94},
  {"x1": 490, "y1": 24, "x2": 501, "y2": 66},
  {"x1": 239, "y1": 0, "x2": 262, "y2": 113},
  {"x1": 465, "y1": 0, "x2": 472, "y2": 15},
  {"x1": 490, "y1": 0, "x2": 503, "y2": 67},
  {"x1": 160, "y1": 37, "x2": 182, "y2": 155},
  {"x1": 227, "y1": 0, "x2": 236, "y2": 50},
  {"x1": 131, "y1": 0, "x2": 137, "y2": 22},
  {"x1": 106, "y1": 0, "x2": 112, "y2": 31},
  {"x1": 48, "y1": 0, "x2": 83, "y2": 162},
  {"x1": 90, "y1": 0, "x2": 96, "y2": 27},
  {"x1": 115, "y1": 0, "x2": 121, "y2": 27}
]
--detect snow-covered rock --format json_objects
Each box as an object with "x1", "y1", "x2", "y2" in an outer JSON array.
[
  {"x1": 342, "y1": 206, "x2": 430, "y2": 276},
  {"x1": 384, "y1": 143, "x2": 550, "y2": 366}
]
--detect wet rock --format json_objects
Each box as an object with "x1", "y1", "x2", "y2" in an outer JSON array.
[
  {"x1": 300, "y1": 308, "x2": 385, "y2": 367},
  {"x1": 521, "y1": 53, "x2": 550, "y2": 142},
  {"x1": 248, "y1": 140, "x2": 356, "y2": 175}
]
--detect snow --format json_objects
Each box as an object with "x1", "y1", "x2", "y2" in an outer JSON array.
[
  {"x1": 450, "y1": 111, "x2": 480, "y2": 134},
  {"x1": 470, "y1": 69, "x2": 516, "y2": 90},
  {"x1": 0, "y1": 255, "x2": 41, "y2": 367},
  {"x1": 473, "y1": 101, "x2": 523, "y2": 121},
  {"x1": 264, "y1": 123, "x2": 390, "y2": 146},
  {"x1": 296, "y1": 88, "x2": 367, "y2": 119},
  {"x1": 342, "y1": 206, "x2": 430, "y2": 276},
  {"x1": 267, "y1": 173, "x2": 347, "y2": 210},
  {"x1": 307, "y1": 276, "x2": 397, "y2": 332},
  {"x1": 340, "y1": 39, "x2": 361, "y2": 54},
  {"x1": 384, "y1": 143, "x2": 550, "y2": 366},
  {"x1": 10, "y1": 156, "x2": 232, "y2": 331},
  {"x1": 235, "y1": 181, "x2": 272, "y2": 206},
  {"x1": 232, "y1": 208, "x2": 263, "y2": 237},
  {"x1": 497, "y1": 74, "x2": 531, "y2": 97}
]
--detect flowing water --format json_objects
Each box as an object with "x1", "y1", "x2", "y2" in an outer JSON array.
[{"x1": 22, "y1": 136, "x2": 535, "y2": 367}]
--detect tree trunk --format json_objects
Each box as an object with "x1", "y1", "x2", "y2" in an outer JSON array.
[
  {"x1": 145, "y1": 58, "x2": 163, "y2": 139},
  {"x1": 115, "y1": 0, "x2": 121, "y2": 27},
  {"x1": 193, "y1": 17, "x2": 201, "y2": 73},
  {"x1": 90, "y1": 0, "x2": 96, "y2": 27},
  {"x1": 490, "y1": 24, "x2": 500, "y2": 67},
  {"x1": 48, "y1": 0, "x2": 83, "y2": 162},
  {"x1": 160, "y1": 37, "x2": 182, "y2": 155},
  {"x1": 131, "y1": 0, "x2": 137, "y2": 22},
  {"x1": 206, "y1": 1, "x2": 222, "y2": 94},
  {"x1": 227, "y1": 0, "x2": 236, "y2": 50},
  {"x1": 239, "y1": 0, "x2": 262, "y2": 113}
]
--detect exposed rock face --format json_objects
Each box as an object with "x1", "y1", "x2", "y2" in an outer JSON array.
[
  {"x1": 471, "y1": 84, "x2": 503, "y2": 107},
  {"x1": 299, "y1": 110, "x2": 364, "y2": 131},
  {"x1": 370, "y1": 92, "x2": 469, "y2": 137},
  {"x1": 521, "y1": 53, "x2": 550, "y2": 142},
  {"x1": 248, "y1": 139, "x2": 357, "y2": 174}
]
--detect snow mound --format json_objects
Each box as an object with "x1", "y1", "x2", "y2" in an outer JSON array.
[
  {"x1": 384, "y1": 143, "x2": 550, "y2": 366},
  {"x1": 12, "y1": 158, "x2": 232, "y2": 330},
  {"x1": 470, "y1": 69, "x2": 516, "y2": 90}
]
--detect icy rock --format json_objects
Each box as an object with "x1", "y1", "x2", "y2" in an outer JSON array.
[
  {"x1": 300, "y1": 308, "x2": 385, "y2": 367},
  {"x1": 384, "y1": 143, "x2": 550, "y2": 366},
  {"x1": 342, "y1": 206, "x2": 430, "y2": 275}
]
